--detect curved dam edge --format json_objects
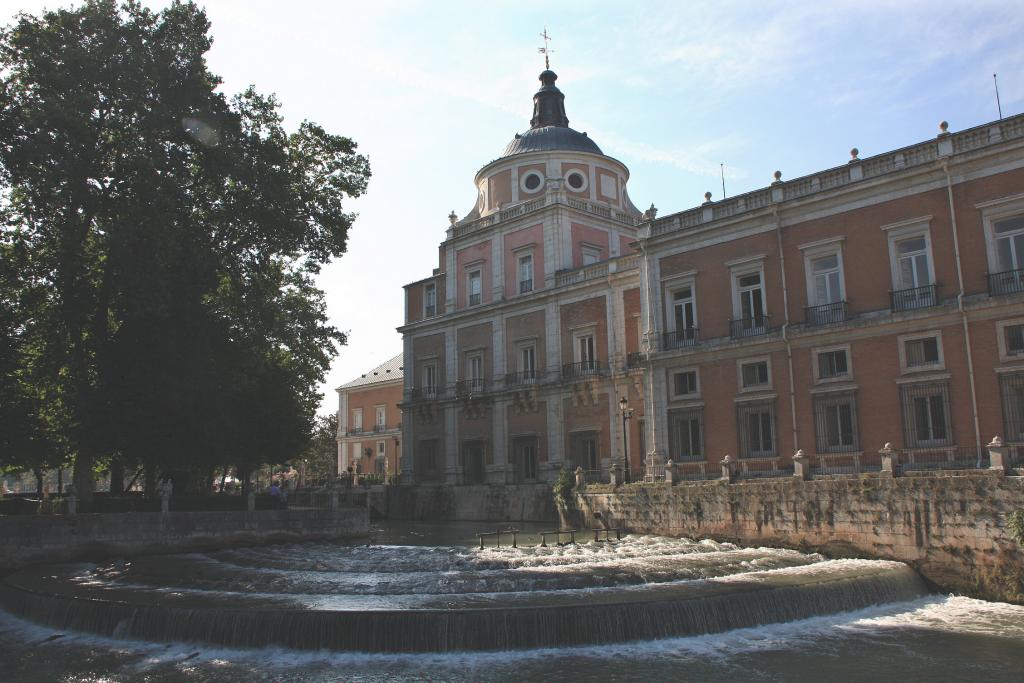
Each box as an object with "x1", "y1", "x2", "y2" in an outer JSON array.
[
  {"x1": 565, "y1": 472, "x2": 1024, "y2": 604},
  {"x1": 0, "y1": 562, "x2": 926, "y2": 653}
]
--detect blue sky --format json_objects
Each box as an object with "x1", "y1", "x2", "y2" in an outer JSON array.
[{"x1": 4, "y1": 0, "x2": 1023, "y2": 414}]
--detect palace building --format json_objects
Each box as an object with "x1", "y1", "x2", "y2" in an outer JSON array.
[
  {"x1": 336, "y1": 352, "x2": 404, "y2": 478},
  {"x1": 390, "y1": 67, "x2": 1024, "y2": 485}
]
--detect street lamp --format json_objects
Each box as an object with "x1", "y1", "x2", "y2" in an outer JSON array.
[{"x1": 619, "y1": 396, "x2": 634, "y2": 483}]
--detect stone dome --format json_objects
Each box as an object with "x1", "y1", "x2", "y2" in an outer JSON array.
[{"x1": 502, "y1": 125, "x2": 603, "y2": 158}]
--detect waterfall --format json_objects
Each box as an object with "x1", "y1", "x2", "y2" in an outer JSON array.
[{"x1": 0, "y1": 538, "x2": 928, "y2": 653}]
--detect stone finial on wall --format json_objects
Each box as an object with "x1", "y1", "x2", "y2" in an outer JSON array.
[
  {"x1": 879, "y1": 442, "x2": 900, "y2": 476},
  {"x1": 987, "y1": 436, "x2": 1007, "y2": 473},
  {"x1": 721, "y1": 454, "x2": 736, "y2": 483},
  {"x1": 792, "y1": 449, "x2": 810, "y2": 481}
]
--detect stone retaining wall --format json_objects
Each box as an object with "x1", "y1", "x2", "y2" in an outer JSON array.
[
  {"x1": 383, "y1": 484, "x2": 556, "y2": 523},
  {"x1": 0, "y1": 507, "x2": 369, "y2": 571},
  {"x1": 567, "y1": 472, "x2": 1024, "y2": 603}
]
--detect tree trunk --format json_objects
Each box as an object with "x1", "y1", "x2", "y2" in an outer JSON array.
[
  {"x1": 33, "y1": 467, "x2": 43, "y2": 496},
  {"x1": 219, "y1": 467, "x2": 228, "y2": 494},
  {"x1": 143, "y1": 462, "x2": 156, "y2": 498},
  {"x1": 108, "y1": 459, "x2": 125, "y2": 496},
  {"x1": 238, "y1": 464, "x2": 252, "y2": 497},
  {"x1": 56, "y1": 468, "x2": 63, "y2": 495},
  {"x1": 72, "y1": 452, "x2": 94, "y2": 501}
]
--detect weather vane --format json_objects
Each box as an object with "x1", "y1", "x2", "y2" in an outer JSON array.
[{"x1": 538, "y1": 27, "x2": 554, "y2": 70}]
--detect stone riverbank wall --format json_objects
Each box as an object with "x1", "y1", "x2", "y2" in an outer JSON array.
[
  {"x1": 567, "y1": 472, "x2": 1024, "y2": 604},
  {"x1": 381, "y1": 484, "x2": 557, "y2": 523},
  {"x1": 0, "y1": 507, "x2": 369, "y2": 571}
]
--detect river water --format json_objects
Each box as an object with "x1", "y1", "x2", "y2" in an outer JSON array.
[{"x1": 1, "y1": 521, "x2": 1022, "y2": 681}]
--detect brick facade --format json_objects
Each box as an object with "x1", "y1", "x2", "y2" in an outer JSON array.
[{"x1": 395, "y1": 67, "x2": 1024, "y2": 485}]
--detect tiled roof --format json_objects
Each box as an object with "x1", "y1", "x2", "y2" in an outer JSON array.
[{"x1": 338, "y1": 352, "x2": 404, "y2": 390}]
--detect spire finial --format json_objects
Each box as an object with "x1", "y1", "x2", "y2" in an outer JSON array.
[{"x1": 538, "y1": 27, "x2": 554, "y2": 70}]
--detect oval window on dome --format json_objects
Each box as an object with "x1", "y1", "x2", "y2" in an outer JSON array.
[
  {"x1": 521, "y1": 171, "x2": 543, "y2": 193},
  {"x1": 566, "y1": 170, "x2": 588, "y2": 192}
]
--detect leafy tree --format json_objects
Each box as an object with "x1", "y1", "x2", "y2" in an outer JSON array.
[
  {"x1": 293, "y1": 413, "x2": 340, "y2": 485},
  {"x1": 0, "y1": 1, "x2": 369, "y2": 498}
]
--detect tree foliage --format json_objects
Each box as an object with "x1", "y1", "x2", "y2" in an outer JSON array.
[
  {"x1": 0, "y1": 1, "x2": 369, "y2": 496},
  {"x1": 294, "y1": 413, "x2": 339, "y2": 484}
]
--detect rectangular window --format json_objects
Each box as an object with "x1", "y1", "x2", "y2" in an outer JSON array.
[
  {"x1": 518, "y1": 253, "x2": 534, "y2": 294},
  {"x1": 888, "y1": 229, "x2": 936, "y2": 311},
  {"x1": 994, "y1": 216, "x2": 1024, "y2": 273},
  {"x1": 1000, "y1": 372, "x2": 1024, "y2": 443},
  {"x1": 672, "y1": 286, "x2": 696, "y2": 333},
  {"x1": 814, "y1": 394, "x2": 858, "y2": 452},
  {"x1": 668, "y1": 408, "x2": 703, "y2": 460},
  {"x1": 900, "y1": 382, "x2": 952, "y2": 447},
  {"x1": 817, "y1": 349, "x2": 850, "y2": 380},
  {"x1": 811, "y1": 254, "x2": 843, "y2": 306},
  {"x1": 375, "y1": 405, "x2": 386, "y2": 428},
  {"x1": 424, "y1": 283, "x2": 436, "y2": 318},
  {"x1": 521, "y1": 345, "x2": 536, "y2": 379},
  {"x1": 895, "y1": 236, "x2": 932, "y2": 289},
  {"x1": 512, "y1": 437, "x2": 538, "y2": 482},
  {"x1": 467, "y1": 270, "x2": 481, "y2": 306},
  {"x1": 467, "y1": 353, "x2": 484, "y2": 391},
  {"x1": 352, "y1": 408, "x2": 363, "y2": 431},
  {"x1": 569, "y1": 431, "x2": 599, "y2": 471},
  {"x1": 1005, "y1": 323, "x2": 1024, "y2": 357},
  {"x1": 461, "y1": 440, "x2": 486, "y2": 484},
  {"x1": 582, "y1": 245, "x2": 602, "y2": 266},
  {"x1": 904, "y1": 336, "x2": 941, "y2": 369},
  {"x1": 672, "y1": 370, "x2": 698, "y2": 397},
  {"x1": 740, "y1": 360, "x2": 770, "y2": 389},
  {"x1": 418, "y1": 439, "x2": 439, "y2": 476},
  {"x1": 737, "y1": 272, "x2": 766, "y2": 324},
  {"x1": 422, "y1": 363, "x2": 437, "y2": 397},
  {"x1": 577, "y1": 334, "x2": 596, "y2": 368},
  {"x1": 737, "y1": 401, "x2": 776, "y2": 457}
]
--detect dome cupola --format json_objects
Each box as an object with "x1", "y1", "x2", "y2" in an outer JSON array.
[{"x1": 501, "y1": 70, "x2": 602, "y2": 158}]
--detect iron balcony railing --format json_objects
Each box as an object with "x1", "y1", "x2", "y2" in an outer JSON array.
[
  {"x1": 729, "y1": 316, "x2": 771, "y2": 339},
  {"x1": 455, "y1": 378, "x2": 486, "y2": 395},
  {"x1": 562, "y1": 361, "x2": 603, "y2": 379},
  {"x1": 890, "y1": 284, "x2": 936, "y2": 312},
  {"x1": 663, "y1": 327, "x2": 699, "y2": 349},
  {"x1": 519, "y1": 279, "x2": 533, "y2": 294},
  {"x1": 372, "y1": 424, "x2": 387, "y2": 433},
  {"x1": 409, "y1": 386, "x2": 440, "y2": 400},
  {"x1": 988, "y1": 268, "x2": 1024, "y2": 296},
  {"x1": 805, "y1": 301, "x2": 847, "y2": 326},
  {"x1": 505, "y1": 370, "x2": 540, "y2": 387},
  {"x1": 625, "y1": 351, "x2": 644, "y2": 369},
  {"x1": 468, "y1": 293, "x2": 481, "y2": 306},
  {"x1": 424, "y1": 305, "x2": 436, "y2": 317}
]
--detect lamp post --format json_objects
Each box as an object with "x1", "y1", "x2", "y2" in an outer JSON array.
[{"x1": 619, "y1": 396, "x2": 634, "y2": 483}]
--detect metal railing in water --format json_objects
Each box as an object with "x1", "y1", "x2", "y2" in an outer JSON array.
[
  {"x1": 539, "y1": 529, "x2": 577, "y2": 546},
  {"x1": 477, "y1": 528, "x2": 519, "y2": 549}
]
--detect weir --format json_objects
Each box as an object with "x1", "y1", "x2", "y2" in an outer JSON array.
[{"x1": 0, "y1": 536, "x2": 928, "y2": 653}]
